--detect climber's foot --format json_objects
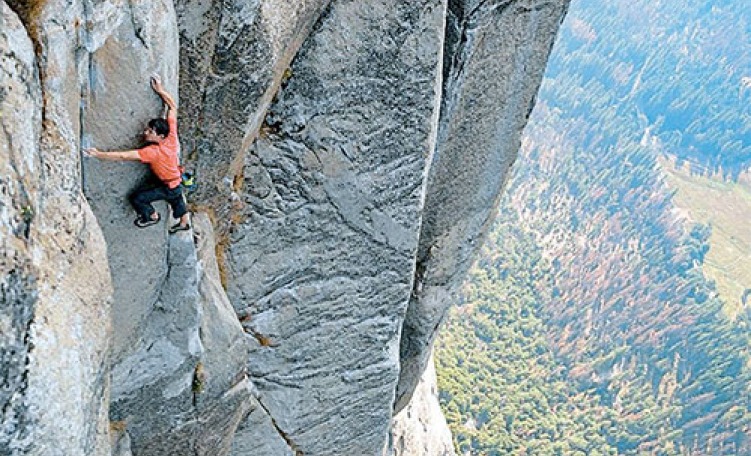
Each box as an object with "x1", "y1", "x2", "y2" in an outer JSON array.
[{"x1": 134, "y1": 213, "x2": 160, "y2": 228}]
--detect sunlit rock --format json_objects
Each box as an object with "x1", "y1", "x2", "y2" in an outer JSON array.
[
  {"x1": 1, "y1": 2, "x2": 112, "y2": 454},
  {"x1": 227, "y1": 0, "x2": 446, "y2": 453},
  {"x1": 396, "y1": 0, "x2": 570, "y2": 412}
]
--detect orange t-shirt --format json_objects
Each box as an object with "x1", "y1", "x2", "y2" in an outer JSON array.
[{"x1": 138, "y1": 116, "x2": 182, "y2": 189}]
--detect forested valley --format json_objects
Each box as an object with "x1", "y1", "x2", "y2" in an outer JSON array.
[{"x1": 435, "y1": 0, "x2": 751, "y2": 454}]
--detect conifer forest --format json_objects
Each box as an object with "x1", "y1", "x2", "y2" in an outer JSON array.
[{"x1": 435, "y1": 0, "x2": 751, "y2": 454}]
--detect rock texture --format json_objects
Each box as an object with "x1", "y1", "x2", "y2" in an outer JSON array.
[
  {"x1": 109, "y1": 214, "x2": 252, "y2": 456},
  {"x1": 395, "y1": 0, "x2": 570, "y2": 411},
  {"x1": 388, "y1": 355, "x2": 456, "y2": 456},
  {"x1": 1, "y1": 0, "x2": 570, "y2": 453},
  {"x1": 1, "y1": 2, "x2": 112, "y2": 455},
  {"x1": 227, "y1": 0, "x2": 446, "y2": 453},
  {"x1": 80, "y1": 0, "x2": 180, "y2": 362},
  {"x1": 175, "y1": 0, "x2": 331, "y2": 211},
  {"x1": 230, "y1": 395, "x2": 295, "y2": 456},
  {"x1": 57, "y1": 2, "x2": 250, "y2": 453}
]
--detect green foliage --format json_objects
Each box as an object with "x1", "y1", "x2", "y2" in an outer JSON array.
[
  {"x1": 435, "y1": 1, "x2": 751, "y2": 454},
  {"x1": 544, "y1": 0, "x2": 751, "y2": 178}
]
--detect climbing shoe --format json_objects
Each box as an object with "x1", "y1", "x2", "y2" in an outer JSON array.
[
  {"x1": 134, "y1": 213, "x2": 160, "y2": 228},
  {"x1": 169, "y1": 222, "x2": 190, "y2": 234}
]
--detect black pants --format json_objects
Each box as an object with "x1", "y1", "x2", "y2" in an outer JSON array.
[{"x1": 129, "y1": 180, "x2": 187, "y2": 220}]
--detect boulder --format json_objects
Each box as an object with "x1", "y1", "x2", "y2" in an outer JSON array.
[{"x1": 227, "y1": 0, "x2": 446, "y2": 453}]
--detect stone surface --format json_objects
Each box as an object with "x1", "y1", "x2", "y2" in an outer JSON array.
[
  {"x1": 227, "y1": 0, "x2": 446, "y2": 453},
  {"x1": 1, "y1": 2, "x2": 113, "y2": 455},
  {"x1": 175, "y1": 0, "x2": 330, "y2": 211},
  {"x1": 109, "y1": 213, "x2": 252, "y2": 456},
  {"x1": 230, "y1": 395, "x2": 294, "y2": 456},
  {"x1": 110, "y1": 425, "x2": 133, "y2": 456},
  {"x1": 71, "y1": 3, "x2": 252, "y2": 454},
  {"x1": 1, "y1": 6, "x2": 45, "y2": 452},
  {"x1": 395, "y1": 0, "x2": 571, "y2": 412},
  {"x1": 388, "y1": 355, "x2": 456, "y2": 456},
  {"x1": 81, "y1": 0, "x2": 179, "y2": 362},
  {"x1": 4, "y1": 2, "x2": 252, "y2": 453},
  {"x1": 3, "y1": 0, "x2": 571, "y2": 452}
]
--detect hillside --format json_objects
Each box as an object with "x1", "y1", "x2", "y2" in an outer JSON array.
[
  {"x1": 437, "y1": 103, "x2": 751, "y2": 455},
  {"x1": 435, "y1": 0, "x2": 751, "y2": 453},
  {"x1": 660, "y1": 160, "x2": 751, "y2": 318}
]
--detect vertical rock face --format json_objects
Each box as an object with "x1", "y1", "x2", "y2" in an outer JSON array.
[
  {"x1": 174, "y1": 0, "x2": 331, "y2": 210},
  {"x1": 395, "y1": 0, "x2": 570, "y2": 411},
  {"x1": 2, "y1": 0, "x2": 569, "y2": 453},
  {"x1": 68, "y1": 1, "x2": 248, "y2": 453},
  {"x1": 1, "y1": 6, "x2": 44, "y2": 452},
  {"x1": 3, "y1": 0, "x2": 252, "y2": 453},
  {"x1": 227, "y1": 0, "x2": 446, "y2": 453},
  {"x1": 81, "y1": 0, "x2": 180, "y2": 362},
  {"x1": 1, "y1": 2, "x2": 112, "y2": 455},
  {"x1": 388, "y1": 355, "x2": 456, "y2": 456},
  {"x1": 109, "y1": 214, "x2": 252, "y2": 456},
  {"x1": 66, "y1": 1, "x2": 249, "y2": 453}
]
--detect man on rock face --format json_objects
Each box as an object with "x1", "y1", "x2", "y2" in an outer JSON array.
[{"x1": 86, "y1": 76, "x2": 190, "y2": 234}]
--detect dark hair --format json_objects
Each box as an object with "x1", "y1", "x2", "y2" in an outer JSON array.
[{"x1": 148, "y1": 118, "x2": 169, "y2": 137}]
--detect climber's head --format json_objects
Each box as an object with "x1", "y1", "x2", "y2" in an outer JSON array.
[{"x1": 143, "y1": 118, "x2": 169, "y2": 143}]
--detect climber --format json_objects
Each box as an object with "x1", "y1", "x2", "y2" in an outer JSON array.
[{"x1": 85, "y1": 75, "x2": 190, "y2": 234}]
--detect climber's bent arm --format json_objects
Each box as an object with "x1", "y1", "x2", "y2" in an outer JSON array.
[{"x1": 150, "y1": 76, "x2": 177, "y2": 119}]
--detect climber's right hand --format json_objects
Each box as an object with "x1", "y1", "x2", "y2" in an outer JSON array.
[{"x1": 84, "y1": 147, "x2": 101, "y2": 158}]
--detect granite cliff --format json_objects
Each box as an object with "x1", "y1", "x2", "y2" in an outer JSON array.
[{"x1": 1, "y1": 0, "x2": 568, "y2": 454}]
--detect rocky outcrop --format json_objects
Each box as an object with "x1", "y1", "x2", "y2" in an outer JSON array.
[
  {"x1": 395, "y1": 0, "x2": 570, "y2": 411},
  {"x1": 1, "y1": 2, "x2": 112, "y2": 455},
  {"x1": 108, "y1": 214, "x2": 252, "y2": 455},
  {"x1": 226, "y1": 1, "x2": 446, "y2": 453},
  {"x1": 2, "y1": 0, "x2": 569, "y2": 453},
  {"x1": 389, "y1": 355, "x2": 456, "y2": 456},
  {"x1": 174, "y1": 0, "x2": 331, "y2": 212}
]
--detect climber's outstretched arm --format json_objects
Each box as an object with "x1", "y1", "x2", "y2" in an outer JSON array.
[
  {"x1": 150, "y1": 75, "x2": 177, "y2": 119},
  {"x1": 85, "y1": 148, "x2": 141, "y2": 161}
]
